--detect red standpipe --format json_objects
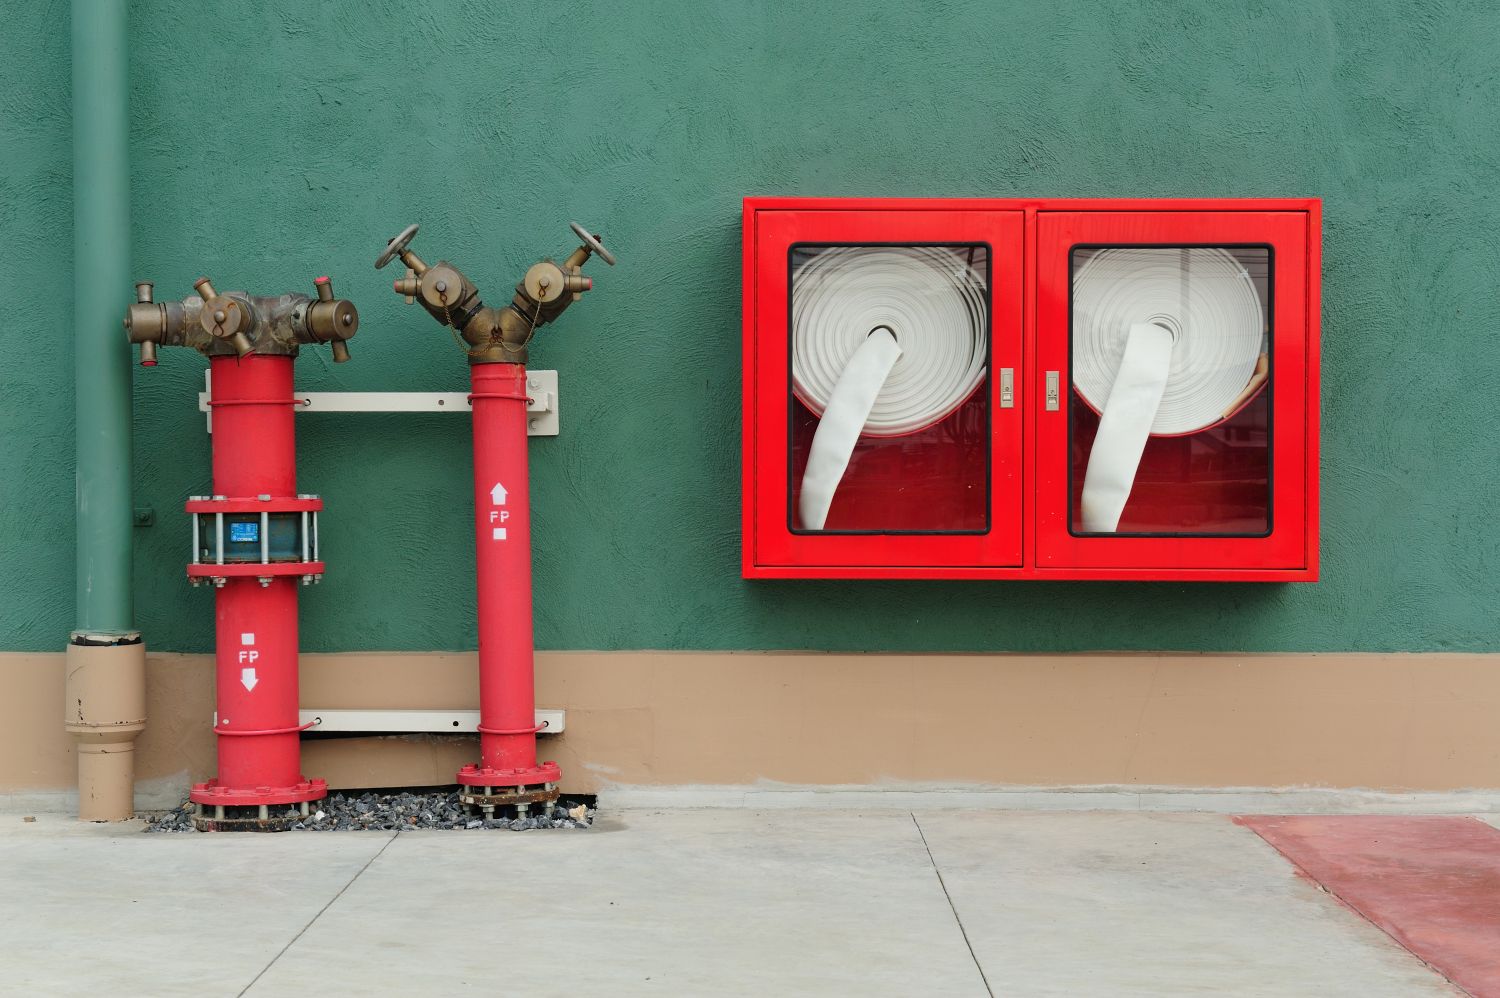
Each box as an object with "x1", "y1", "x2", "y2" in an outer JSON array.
[
  {"x1": 456, "y1": 362, "x2": 560, "y2": 792},
  {"x1": 188, "y1": 354, "x2": 326, "y2": 811}
]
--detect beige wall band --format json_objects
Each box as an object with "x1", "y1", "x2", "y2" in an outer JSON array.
[{"x1": 6, "y1": 650, "x2": 1499, "y2": 804}]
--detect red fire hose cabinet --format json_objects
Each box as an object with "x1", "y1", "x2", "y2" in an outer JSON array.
[{"x1": 742, "y1": 198, "x2": 1321, "y2": 581}]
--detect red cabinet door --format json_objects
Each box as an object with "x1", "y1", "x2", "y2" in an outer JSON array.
[
  {"x1": 1035, "y1": 211, "x2": 1314, "y2": 577},
  {"x1": 745, "y1": 207, "x2": 1025, "y2": 575}
]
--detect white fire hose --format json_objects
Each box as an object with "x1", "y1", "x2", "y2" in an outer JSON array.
[
  {"x1": 791, "y1": 245, "x2": 1265, "y2": 534},
  {"x1": 1072, "y1": 247, "x2": 1266, "y2": 531},
  {"x1": 792, "y1": 246, "x2": 988, "y2": 530}
]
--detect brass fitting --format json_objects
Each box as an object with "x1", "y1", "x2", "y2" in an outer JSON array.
[
  {"x1": 305, "y1": 276, "x2": 358, "y2": 363},
  {"x1": 194, "y1": 277, "x2": 255, "y2": 357},
  {"x1": 122, "y1": 281, "x2": 185, "y2": 365},
  {"x1": 375, "y1": 221, "x2": 615, "y2": 365},
  {"x1": 123, "y1": 274, "x2": 361, "y2": 366}
]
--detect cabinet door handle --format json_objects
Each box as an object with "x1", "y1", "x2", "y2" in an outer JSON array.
[{"x1": 1045, "y1": 370, "x2": 1060, "y2": 411}]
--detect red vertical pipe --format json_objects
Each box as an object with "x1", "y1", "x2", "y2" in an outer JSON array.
[
  {"x1": 212, "y1": 577, "x2": 301, "y2": 789},
  {"x1": 189, "y1": 355, "x2": 324, "y2": 807},
  {"x1": 210, "y1": 354, "x2": 295, "y2": 496},
  {"x1": 458, "y1": 362, "x2": 559, "y2": 789}
]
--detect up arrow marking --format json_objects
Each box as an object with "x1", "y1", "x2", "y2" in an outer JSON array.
[
  {"x1": 491, "y1": 482, "x2": 508, "y2": 505},
  {"x1": 240, "y1": 668, "x2": 258, "y2": 692}
]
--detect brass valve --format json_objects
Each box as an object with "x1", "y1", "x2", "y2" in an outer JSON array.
[
  {"x1": 194, "y1": 277, "x2": 255, "y2": 357},
  {"x1": 125, "y1": 281, "x2": 162, "y2": 366},
  {"x1": 305, "y1": 276, "x2": 357, "y2": 363},
  {"x1": 375, "y1": 220, "x2": 616, "y2": 365},
  {"x1": 523, "y1": 260, "x2": 592, "y2": 304},
  {"x1": 123, "y1": 273, "x2": 361, "y2": 366},
  {"x1": 418, "y1": 264, "x2": 467, "y2": 311}
]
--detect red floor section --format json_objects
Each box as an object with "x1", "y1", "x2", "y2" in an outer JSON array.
[{"x1": 1237, "y1": 815, "x2": 1500, "y2": 997}]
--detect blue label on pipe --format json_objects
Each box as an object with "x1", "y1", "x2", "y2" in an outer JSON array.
[{"x1": 229, "y1": 522, "x2": 260, "y2": 543}]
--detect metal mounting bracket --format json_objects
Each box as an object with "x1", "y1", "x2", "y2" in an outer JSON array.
[
  {"x1": 198, "y1": 369, "x2": 560, "y2": 436},
  {"x1": 298, "y1": 708, "x2": 565, "y2": 735}
]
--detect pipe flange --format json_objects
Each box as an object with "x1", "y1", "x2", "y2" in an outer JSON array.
[
  {"x1": 189, "y1": 777, "x2": 328, "y2": 807},
  {"x1": 457, "y1": 782, "x2": 561, "y2": 809},
  {"x1": 191, "y1": 798, "x2": 322, "y2": 833},
  {"x1": 456, "y1": 761, "x2": 561, "y2": 789},
  {"x1": 187, "y1": 562, "x2": 328, "y2": 580}
]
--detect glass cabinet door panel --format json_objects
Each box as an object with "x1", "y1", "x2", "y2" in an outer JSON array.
[
  {"x1": 747, "y1": 206, "x2": 1024, "y2": 574},
  {"x1": 1068, "y1": 246, "x2": 1271, "y2": 536},
  {"x1": 1034, "y1": 209, "x2": 1310, "y2": 575},
  {"x1": 788, "y1": 244, "x2": 990, "y2": 534}
]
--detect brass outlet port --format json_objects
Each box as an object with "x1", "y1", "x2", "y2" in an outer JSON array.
[{"x1": 306, "y1": 276, "x2": 359, "y2": 362}]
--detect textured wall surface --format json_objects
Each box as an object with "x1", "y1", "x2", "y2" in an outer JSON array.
[
  {"x1": 3, "y1": 0, "x2": 1499, "y2": 653},
  {"x1": 1, "y1": 3, "x2": 75, "y2": 649}
]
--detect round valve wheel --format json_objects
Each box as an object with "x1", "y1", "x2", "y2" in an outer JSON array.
[
  {"x1": 375, "y1": 223, "x2": 420, "y2": 269},
  {"x1": 569, "y1": 221, "x2": 616, "y2": 266}
]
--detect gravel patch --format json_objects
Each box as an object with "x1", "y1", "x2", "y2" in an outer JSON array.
[{"x1": 143, "y1": 790, "x2": 595, "y2": 833}]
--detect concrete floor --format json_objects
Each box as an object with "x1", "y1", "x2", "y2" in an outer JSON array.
[{"x1": 0, "y1": 810, "x2": 1464, "y2": 997}]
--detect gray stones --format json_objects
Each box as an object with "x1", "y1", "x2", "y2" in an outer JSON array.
[
  {"x1": 142, "y1": 802, "x2": 197, "y2": 832},
  {"x1": 141, "y1": 791, "x2": 596, "y2": 833}
]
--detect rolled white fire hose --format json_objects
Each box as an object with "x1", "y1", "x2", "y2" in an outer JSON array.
[
  {"x1": 1073, "y1": 247, "x2": 1266, "y2": 532},
  {"x1": 790, "y1": 245, "x2": 1265, "y2": 535},
  {"x1": 792, "y1": 246, "x2": 988, "y2": 530}
]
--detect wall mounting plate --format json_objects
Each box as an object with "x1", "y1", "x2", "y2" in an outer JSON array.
[
  {"x1": 298, "y1": 708, "x2": 565, "y2": 735},
  {"x1": 198, "y1": 369, "x2": 559, "y2": 436}
]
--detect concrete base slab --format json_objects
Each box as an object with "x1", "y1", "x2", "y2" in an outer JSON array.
[
  {"x1": 598, "y1": 784, "x2": 1500, "y2": 814},
  {"x1": 249, "y1": 811, "x2": 987, "y2": 996},
  {"x1": 0, "y1": 813, "x2": 392, "y2": 998},
  {"x1": 0, "y1": 808, "x2": 1464, "y2": 996}
]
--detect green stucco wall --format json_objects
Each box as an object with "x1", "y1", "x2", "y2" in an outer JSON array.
[{"x1": 4, "y1": 0, "x2": 1499, "y2": 653}]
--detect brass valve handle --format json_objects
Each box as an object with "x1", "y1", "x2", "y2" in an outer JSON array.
[
  {"x1": 570, "y1": 222, "x2": 616, "y2": 266},
  {"x1": 375, "y1": 224, "x2": 421, "y2": 270}
]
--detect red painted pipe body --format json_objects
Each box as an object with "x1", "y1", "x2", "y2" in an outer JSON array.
[
  {"x1": 189, "y1": 355, "x2": 325, "y2": 807},
  {"x1": 457, "y1": 362, "x2": 559, "y2": 790}
]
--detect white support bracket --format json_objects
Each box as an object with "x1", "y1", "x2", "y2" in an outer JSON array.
[
  {"x1": 298, "y1": 708, "x2": 565, "y2": 735},
  {"x1": 198, "y1": 369, "x2": 559, "y2": 436}
]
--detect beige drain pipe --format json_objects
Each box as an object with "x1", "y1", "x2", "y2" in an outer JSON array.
[
  {"x1": 66, "y1": 642, "x2": 146, "y2": 821},
  {"x1": 65, "y1": 0, "x2": 146, "y2": 821}
]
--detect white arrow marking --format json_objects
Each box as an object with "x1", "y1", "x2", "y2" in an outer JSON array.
[
  {"x1": 241, "y1": 668, "x2": 259, "y2": 692},
  {"x1": 491, "y1": 482, "x2": 507, "y2": 505}
]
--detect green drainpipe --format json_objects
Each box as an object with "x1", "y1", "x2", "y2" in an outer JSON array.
[{"x1": 67, "y1": 0, "x2": 146, "y2": 822}]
